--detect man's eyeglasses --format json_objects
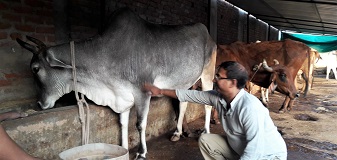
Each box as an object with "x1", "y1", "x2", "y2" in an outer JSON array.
[{"x1": 214, "y1": 74, "x2": 232, "y2": 81}]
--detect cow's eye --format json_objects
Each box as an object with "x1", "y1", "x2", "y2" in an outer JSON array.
[
  {"x1": 279, "y1": 73, "x2": 286, "y2": 81},
  {"x1": 32, "y1": 67, "x2": 40, "y2": 74}
]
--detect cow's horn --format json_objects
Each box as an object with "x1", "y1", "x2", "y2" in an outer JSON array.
[
  {"x1": 273, "y1": 59, "x2": 279, "y2": 65},
  {"x1": 16, "y1": 38, "x2": 38, "y2": 55},
  {"x1": 26, "y1": 36, "x2": 46, "y2": 48},
  {"x1": 262, "y1": 59, "x2": 273, "y2": 72}
]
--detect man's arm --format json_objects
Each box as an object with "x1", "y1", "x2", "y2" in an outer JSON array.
[
  {"x1": 143, "y1": 83, "x2": 178, "y2": 99},
  {"x1": 144, "y1": 83, "x2": 217, "y2": 106}
]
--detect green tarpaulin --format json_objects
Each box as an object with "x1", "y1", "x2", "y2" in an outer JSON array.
[{"x1": 282, "y1": 33, "x2": 337, "y2": 53}]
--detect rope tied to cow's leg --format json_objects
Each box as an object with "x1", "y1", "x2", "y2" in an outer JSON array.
[{"x1": 70, "y1": 41, "x2": 90, "y2": 145}]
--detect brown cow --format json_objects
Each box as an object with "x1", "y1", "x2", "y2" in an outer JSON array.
[
  {"x1": 216, "y1": 39, "x2": 310, "y2": 113},
  {"x1": 261, "y1": 48, "x2": 320, "y2": 107}
]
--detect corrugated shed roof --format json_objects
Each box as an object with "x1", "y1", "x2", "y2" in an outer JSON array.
[{"x1": 225, "y1": 0, "x2": 337, "y2": 35}]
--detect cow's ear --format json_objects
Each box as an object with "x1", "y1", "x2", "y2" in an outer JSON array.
[
  {"x1": 269, "y1": 78, "x2": 278, "y2": 93},
  {"x1": 45, "y1": 53, "x2": 72, "y2": 69},
  {"x1": 269, "y1": 73, "x2": 278, "y2": 87}
]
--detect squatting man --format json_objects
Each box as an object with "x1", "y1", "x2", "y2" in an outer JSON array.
[{"x1": 143, "y1": 61, "x2": 287, "y2": 160}]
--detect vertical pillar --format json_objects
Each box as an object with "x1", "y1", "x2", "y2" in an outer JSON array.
[
  {"x1": 209, "y1": 0, "x2": 217, "y2": 43},
  {"x1": 267, "y1": 25, "x2": 270, "y2": 40},
  {"x1": 246, "y1": 14, "x2": 250, "y2": 43},
  {"x1": 238, "y1": 10, "x2": 245, "y2": 41}
]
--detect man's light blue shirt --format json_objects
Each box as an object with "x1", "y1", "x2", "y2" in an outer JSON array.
[{"x1": 176, "y1": 89, "x2": 287, "y2": 160}]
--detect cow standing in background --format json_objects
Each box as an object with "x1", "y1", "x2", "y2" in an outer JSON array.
[
  {"x1": 322, "y1": 50, "x2": 337, "y2": 80},
  {"x1": 216, "y1": 39, "x2": 310, "y2": 113},
  {"x1": 296, "y1": 48, "x2": 321, "y2": 93},
  {"x1": 16, "y1": 8, "x2": 217, "y2": 159}
]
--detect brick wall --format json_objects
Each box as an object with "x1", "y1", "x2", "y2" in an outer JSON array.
[
  {"x1": 217, "y1": 0, "x2": 279, "y2": 44},
  {"x1": 248, "y1": 16, "x2": 269, "y2": 43},
  {"x1": 104, "y1": 0, "x2": 208, "y2": 26},
  {"x1": 217, "y1": 1, "x2": 239, "y2": 44},
  {"x1": 0, "y1": 0, "x2": 55, "y2": 46}
]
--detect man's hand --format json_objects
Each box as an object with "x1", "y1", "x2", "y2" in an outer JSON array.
[
  {"x1": 143, "y1": 83, "x2": 162, "y2": 96},
  {"x1": 143, "y1": 83, "x2": 178, "y2": 99},
  {"x1": 0, "y1": 111, "x2": 28, "y2": 122}
]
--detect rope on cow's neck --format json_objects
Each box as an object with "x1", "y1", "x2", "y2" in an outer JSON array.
[
  {"x1": 248, "y1": 62, "x2": 262, "y2": 93},
  {"x1": 250, "y1": 62, "x2": 262, "y2": 82},
  {"x1": 70, "y1": 41, "x2": 90, "y2": 145}
]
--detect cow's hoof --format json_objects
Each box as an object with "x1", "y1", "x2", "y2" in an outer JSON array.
[
  {"x1": 278, "y1": 110, "x2": 285, "y2": 114},
  {"x1": 210, "y1": 119, "x2": 220, "y2": 125},
  {"x1": 135, "y1": 153, "x2": 146, "y2": 160},
  {"x1": 135, "y1": 155, "x2": 146, "y2": 160},
  {"x1": 182, "y1": 131, "x2": 192, "y2": 138},
  {"x1": 170, "y1": 134, "x2": 181, "y2": 141}
]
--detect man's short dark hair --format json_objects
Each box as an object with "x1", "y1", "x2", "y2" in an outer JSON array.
[{"x1": 218, "y1": 61, "x2": 248, "y2": 89}]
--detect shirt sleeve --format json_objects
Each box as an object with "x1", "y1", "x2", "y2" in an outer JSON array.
[{"x1": 175, "y1": 89, "x2": 218, "y2": 106}]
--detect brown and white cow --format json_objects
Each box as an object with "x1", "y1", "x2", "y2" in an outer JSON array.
[
  {"x1": 216, "y1": 39, "x2": 310, "y2": 113},
  {"x1": 296, "y1": 48, "x2": 321, "y2": 94}
]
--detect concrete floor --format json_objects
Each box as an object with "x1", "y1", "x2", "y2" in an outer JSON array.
[{"x1": 130, "y1": 117, "x2": 333, "y2": 160}]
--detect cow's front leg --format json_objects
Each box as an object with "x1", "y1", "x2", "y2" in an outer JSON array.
[
  {"x1": 203, "y1": 105, "x2": 212, "y2": 133},
  {"x1": 279, "y1": 96, "x2": 291, "y2": 113},
  {"x1": 261, "y1": 87, "x2": 269, "y2": 107},
  {"x1": 135, "y1": 94, "x2": 151, "y2": 160},
  {"x1": 287, "y1": 99, "x2": 295, "y2": 111},
  {"x1": 120, "y1": 110, "x2": 130, "y2": 149}
]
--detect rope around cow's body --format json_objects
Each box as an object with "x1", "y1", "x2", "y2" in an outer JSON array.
[{"x1": 70, "y1": 41, "x2": 90, "y2": 145}]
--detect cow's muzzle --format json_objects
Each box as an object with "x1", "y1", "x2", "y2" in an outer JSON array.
[
  {"x1": 295, "y1": 93, "x2": 300, "y2": 98},
  {"x1": 37, "y1": 101, "x2": 50, "y2": 110}
]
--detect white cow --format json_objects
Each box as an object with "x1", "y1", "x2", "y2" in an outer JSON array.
[{"x1": 316, "y1": 50, "x2": 337, "y2": 80}]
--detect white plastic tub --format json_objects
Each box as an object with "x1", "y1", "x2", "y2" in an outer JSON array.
[{"x1": 59, "y1": 143, "x2": 129, "y2": 160}]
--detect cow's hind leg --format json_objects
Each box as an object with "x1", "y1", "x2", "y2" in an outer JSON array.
[
  {"x1": 200, "y1": 50, "x2": 216, "y2": 132},
  {"x1": 134, "y1": 93, "x2": 151, "y2": 160},
  {"x1": 171, "y1": 101, "x2": 188, "y2": 141},
  {"x1": 300, "y1": 72, "x2": 309, "y2": 97}
]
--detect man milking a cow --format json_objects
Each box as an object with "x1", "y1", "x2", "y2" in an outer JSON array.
[{"x1": 144, "y1": 61, "x2": 287, "y2": 160}]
